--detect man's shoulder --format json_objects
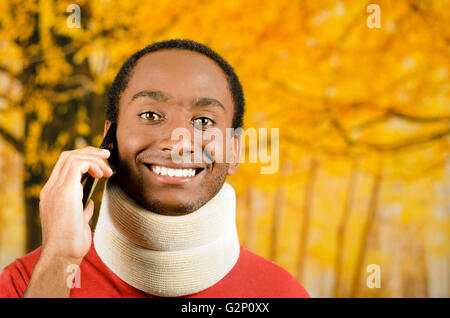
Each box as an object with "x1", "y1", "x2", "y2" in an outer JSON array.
[
  {"x1": 0, "y1": 247, "x2": 42, "y2": 297},
  {"x1": 2, "y1": 246, "x2": 42, "y2": 277},
  {"x1": 217, "y1": 245, "x2": 310, "y2": 297},
  {"x1": 240, "y1": 246, "x2": 308, "y2": 283}
]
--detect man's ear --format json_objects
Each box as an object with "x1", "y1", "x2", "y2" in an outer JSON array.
[
  {"x1": 104, "y1": 120, "x2": 112, "y2": 137},
  {"x1": 227, "y1": 133, "x2": 241, "y2": 176}
]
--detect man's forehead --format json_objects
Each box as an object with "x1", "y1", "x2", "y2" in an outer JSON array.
[
  {"x1": 133, "y1": 49, "x2": 227, "y2": 80},
  {"x1": 123, "y1": 49, "x2": 233, "y2": 106}
]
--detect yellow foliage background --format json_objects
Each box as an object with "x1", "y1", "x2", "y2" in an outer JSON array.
[{"x1": 0, "y1": 0, "x2": 449, "y2": 297}]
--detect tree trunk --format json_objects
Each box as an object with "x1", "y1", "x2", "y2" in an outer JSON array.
[
  {"x1": 333, "y1": 161, "x2": 358, "y2": 297},
  {"x1": 25, "y1": 194, "x2": 41, "y2": 252},
  {"x1": 270, "y1": 185, "x2": 286, "y2": 262},
  {"x1": 351, "y1": 169, "x2": 383, "y2": 297},
  {"x1": 24, "y1": 111, "x2": 43, "y2": 253},
  {"x1": 244, "y1": 186, "x2": 256, "y2": 251},
  {"x1": 297, "y1": 158, "x2": 319, "y2": 281},
  {"x1": 418, "y1": 228, "x2": 429, "y2": 297}
]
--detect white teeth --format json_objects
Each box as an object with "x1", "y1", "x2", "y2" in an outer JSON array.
[{"x1": 150, "y1": 165, "x2": 197, "y2": 177}]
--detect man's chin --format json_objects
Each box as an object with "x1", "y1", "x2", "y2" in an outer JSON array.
[{"x1": 139, "y1": 197, "x2": 204, "y2": 216}]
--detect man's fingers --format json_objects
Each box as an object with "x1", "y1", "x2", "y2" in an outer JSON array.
[
  {"x1": 59, "y1": 153, "x2": 113, "y2": 182},
  {"x1": 73, "y1": 146, "x2": 111, "y2": 158},
  {"x1": 73, "y1": 154, "x2": 112, "y2": 176},
  {"x1": 44, "y1": 148, "x2": 111, "y2": 192},
  {"x1": 62, "y1": 158, "x2": 113, "y2": 186}
]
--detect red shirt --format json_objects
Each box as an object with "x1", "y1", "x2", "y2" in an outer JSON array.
[{"x1": 0, "y1": 240, "x2": 310, "y2": 298}]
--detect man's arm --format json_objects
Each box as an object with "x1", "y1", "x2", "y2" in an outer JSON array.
[
  {"x1": 23, "y1": 252, "x2": 77, "y2": 298},
  {"x1": 22, "y1": 147, "x2": 112, "y2": 298}
]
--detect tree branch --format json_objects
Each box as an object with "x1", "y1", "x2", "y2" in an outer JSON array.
[
  {"x1": 360, "y1": 127, "x2": 450, "y2": 152},
  {"x1": 349, "y1": 107, "x2": 450, "y2": 133},
  {"x1": 295, "y1": 116, "x2": 450, "y2": 154},
  {"x1": 0, "y1": 125, "x2": 24, "y2": 153},
  {"x1": 387, "y1": 108, "x2": 450, "y2": 123}
]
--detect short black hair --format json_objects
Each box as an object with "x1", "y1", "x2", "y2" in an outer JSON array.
[{"x1": 105, "y1": 39, "x2": 245, "y2": 130}]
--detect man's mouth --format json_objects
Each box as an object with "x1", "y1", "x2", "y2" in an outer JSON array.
[
  {"x1": 149, "y1": 165, "x2": 204, "y2": 177},
  {"x1": 143, "y1": 163, "x2": 206, "y2": 184}
]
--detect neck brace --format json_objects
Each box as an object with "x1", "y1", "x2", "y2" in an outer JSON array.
[{"x1": 93, "y1": 177, "x2": 240, "y2": 297}]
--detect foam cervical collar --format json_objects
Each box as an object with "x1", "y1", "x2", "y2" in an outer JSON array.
[{"x1": 93, "y1": 177, "x2": 240, "y2": 297}]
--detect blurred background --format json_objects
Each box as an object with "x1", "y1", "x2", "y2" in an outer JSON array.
[{"x1": 0, "y1": 0, "x2": 449, "y2": 297}]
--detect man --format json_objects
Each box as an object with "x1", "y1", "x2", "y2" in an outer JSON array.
[{"x1": 0, "y1": 39, "x2": 309, "y2": 298}]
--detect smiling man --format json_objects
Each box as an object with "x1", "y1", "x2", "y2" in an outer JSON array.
[{"x1": 0, "y1": 39, "x2": 309, "y2": 298}]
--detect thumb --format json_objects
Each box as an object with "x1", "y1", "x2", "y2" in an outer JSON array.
[{"x1": 83, "y1": 200, "x2": 95, "y2": 224}]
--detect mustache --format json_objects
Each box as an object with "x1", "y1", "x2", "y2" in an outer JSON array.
[{"x1": 136, "y1": 148, "x2": 215, "y2": 165}]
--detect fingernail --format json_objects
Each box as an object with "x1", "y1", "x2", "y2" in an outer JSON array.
[{"x1": 102, "y1": 149, "x2": 110, "y2": 155}]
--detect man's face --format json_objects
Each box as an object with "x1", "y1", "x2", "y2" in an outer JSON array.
[{"x1": 105, "y1": 49, "x2": 240, "y2": 215}]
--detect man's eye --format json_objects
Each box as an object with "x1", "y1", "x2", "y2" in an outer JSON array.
[
  {"x1": 193, "y1": 117, "x2": 214, "y2": 129},
  {"x1": 139, "y1": 112, "x2": 161, "y2": 121}
]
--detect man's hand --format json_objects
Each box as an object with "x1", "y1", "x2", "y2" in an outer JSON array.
[{"x1": 23, "y1": 146, "x2": 113, "y2": 297}]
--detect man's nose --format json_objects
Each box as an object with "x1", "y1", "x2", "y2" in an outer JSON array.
[{"x1": 157, "y1": 118, "x2": 198, "y2": 156}]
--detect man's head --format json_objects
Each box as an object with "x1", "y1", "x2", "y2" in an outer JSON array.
[{"x1": 104, "y1": 39, "x2": 245, "y2": 215}]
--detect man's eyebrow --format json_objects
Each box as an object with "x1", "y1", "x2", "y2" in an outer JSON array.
[
  {"x1": 130, "y1": 90, "x2": 171, "y2": 103},
  {"x1": 191, "y1": 97, "x2": 225, "y2": 110}
]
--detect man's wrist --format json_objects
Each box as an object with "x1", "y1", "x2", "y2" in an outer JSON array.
[
  {"x1": 23, "y1": 248, "x2": 83, "y2": 297},
  {"x1": 39, "y1": 247, "x2": 83, "y2": 268}
]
